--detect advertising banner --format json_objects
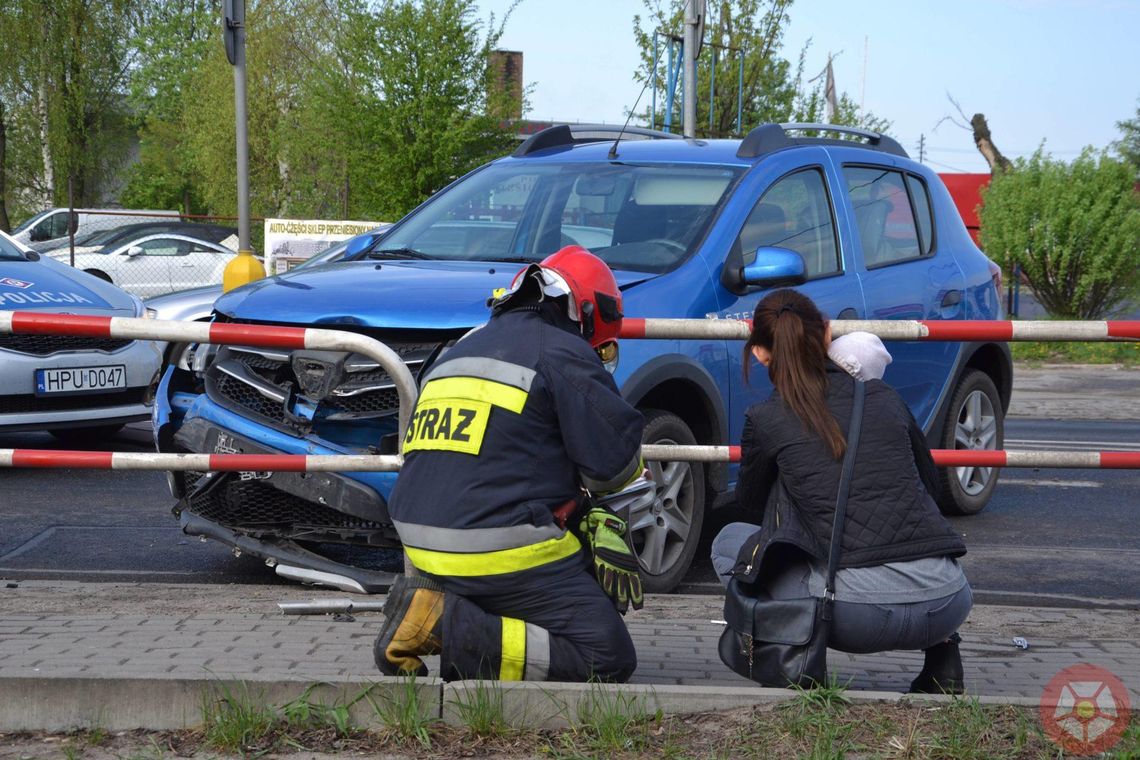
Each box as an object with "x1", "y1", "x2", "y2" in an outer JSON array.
[{"x1": 264, "y1": 218, "x2": 382, "y2": 274}]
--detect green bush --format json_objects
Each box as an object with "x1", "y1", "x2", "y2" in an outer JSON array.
[{"x1": 980, "y1": 148, "x2": 1140, "y2": 318}]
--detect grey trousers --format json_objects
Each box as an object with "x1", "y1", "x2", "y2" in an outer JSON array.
[{"x1": 712, "y1": 522, "x2": 972, "y2": 653}]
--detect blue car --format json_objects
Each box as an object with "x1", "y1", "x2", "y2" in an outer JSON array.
[{"x1": 154, "y1": 123, "x2": 1011, "y2": 593}]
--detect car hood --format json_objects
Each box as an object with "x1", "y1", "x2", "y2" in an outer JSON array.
[
  {"x1": 0, "y1": 256, "x2": 137, "y2": 314},
  {"x1": 214, "y1": 259, "x2": 655, "y2": 330}
]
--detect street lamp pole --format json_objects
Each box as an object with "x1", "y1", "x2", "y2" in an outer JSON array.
[{"x1": 223, "y1": 0, "x2": 264, "y2": 291}]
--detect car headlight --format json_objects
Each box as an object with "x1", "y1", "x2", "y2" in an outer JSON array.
[
  {"x1": 144, "y1": 307, "x2": 158, "y2": 320},
  {"x1": 190, "y1": 343, "x2": 219, "y2": 374}
]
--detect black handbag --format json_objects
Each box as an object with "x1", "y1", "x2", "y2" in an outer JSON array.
[{"x1": 718, "y1": 380, "x2": 866, "y2": 688}]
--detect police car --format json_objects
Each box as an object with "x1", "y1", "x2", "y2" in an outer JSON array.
[{"x1": 0, "y1": 229, "x2": 162, "y2": 440}]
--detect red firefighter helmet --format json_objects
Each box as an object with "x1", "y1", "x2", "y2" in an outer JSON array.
[{"x1": 497, "y1": 246, "x2": 623, "y2": 349}]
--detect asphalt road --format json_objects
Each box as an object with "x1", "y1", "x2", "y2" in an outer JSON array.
[{"x1": 1, "y1": 414, "x2": 1139, "y2": 607}]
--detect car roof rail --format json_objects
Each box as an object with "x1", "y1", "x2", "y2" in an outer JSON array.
[
  {"x1": 513, "y1": 123, "x2": 682, "y2": 157},
  {"x1": 736, "y1": 122, "x2": 909, "y2": 159}
]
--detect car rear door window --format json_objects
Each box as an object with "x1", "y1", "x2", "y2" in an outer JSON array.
[
  {"x1": 843, "y1": 167, "x2": 925, "y2": 267},
  {"x1": 906, "y1": 174, "x2": 935, "y2": 255},
  {"x1": 736, "y1": 168, "x2": 840, "y2": 278}
]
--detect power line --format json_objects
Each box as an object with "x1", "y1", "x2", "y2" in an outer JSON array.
[{"x1": 924, "y1": 158, "x2": 972, "y2": 173}]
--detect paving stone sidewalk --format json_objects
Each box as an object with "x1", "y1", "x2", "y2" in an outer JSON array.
[{"x1": 1, "y1": 583, "x2": 1137, "y2": 703}]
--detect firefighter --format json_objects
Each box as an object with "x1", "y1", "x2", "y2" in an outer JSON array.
[{"x1": 373, "y1": 246, "x2": 647, "y2": 682}]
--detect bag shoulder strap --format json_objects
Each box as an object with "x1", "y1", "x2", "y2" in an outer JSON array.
[{"x1": 824, "y1": 380, "x2": 865, "y2": 599}]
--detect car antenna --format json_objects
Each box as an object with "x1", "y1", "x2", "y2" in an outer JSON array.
[{"x1": 608, "y1": 78, "x2": 652, "y2": 159}]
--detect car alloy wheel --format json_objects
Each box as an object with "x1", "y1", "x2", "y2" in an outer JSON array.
[{"x1": 626, "y1": 410, "x2": 706, "y2": 593}]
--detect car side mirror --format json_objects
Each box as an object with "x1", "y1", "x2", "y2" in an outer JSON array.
[
  {"x1": 741, "y1": 246, "x2": 807, "y2": 288},
  {"x1": 344, "y1": 232, "x2": 382, "y2": 258},
  {"x1": 126, "y1": 245, "x2": 144, "y2": 257}
]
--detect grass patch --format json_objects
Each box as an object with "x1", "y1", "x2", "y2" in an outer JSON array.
[
  {"x1": 1012, "y1": 339, "x2": 1140, "y2": 366},
  {"x1": 551, "y1": 681, "x2": 661, "y2": 755},
  {"x1": 37, "y1": 683, "x2": 1129, "y2": 758},
  {"x1": 199, "y1": 682, "x2": 278, "y2": 753},
  {"x1": 450, "y1": 678, "x2": 512, "y2": 739},
  {"x1": 363, "y1": 674, "x2": 436, "y2": 749}
]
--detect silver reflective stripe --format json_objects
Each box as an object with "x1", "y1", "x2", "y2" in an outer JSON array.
[
  {"x1": 524, "y1": 623, "x2": 550, "y2": 681},
  {"x1": 423, "y1": 356, "x2": 536, "y2": 391},
  {"x1": 392, "y1": 519, "x2": 565, "y2": 553},
  {"x1": 582, "y1": 453, "x2": 643, "y2": 494}
]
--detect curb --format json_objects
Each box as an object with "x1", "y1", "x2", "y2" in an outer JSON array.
[{"x1": 0, "y1": 675, "x2": 1046, "y2": 733}]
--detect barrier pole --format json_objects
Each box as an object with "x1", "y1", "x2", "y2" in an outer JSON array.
[
  {"x1": 0, "y1": 311, "x2": 418, "y2": 445},
  {"x1": 620, "y1": 318, "x2": 1140, "y2": 342},
  {"x1": 3, "y1": 447, "x2": 1140, "y2": 471}
]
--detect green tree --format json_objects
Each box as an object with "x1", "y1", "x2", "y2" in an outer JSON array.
[
  {"x1": 353, "y1": 0, "x2": 517, "y2": 219},
  {"x1": 979, "y1": 148, "x2": 1140, "y2": 319},
  {"x1": 0, "y1": 0, "x2": 138, "y2": 214},
  {"x1": 120, "y1": 0, "x2": 215, "y2": 213},
  {"x1": 1114, "y1": 97, "x2": 1140, "y2": 175},
  {"x1": 632, "y1": 0, "x2": 889, "y2": 137}
]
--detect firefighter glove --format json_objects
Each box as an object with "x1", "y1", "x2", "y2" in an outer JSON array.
[{"x1": 578, "y1": 507, "x2": 644, "y2": 614}]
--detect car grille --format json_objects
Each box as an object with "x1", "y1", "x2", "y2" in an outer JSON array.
[
  {"x1": 185, "y1": 475, "x2": 386, "y2": 532},
  {"x1": 0, "y1": 388, "x2": 146, "y2": 414},
  {"x1": 204, "y1": 337, "x2": 446, "y2": 431},
  {"x1": 0, "y1": 334, "x2": 132, "y2": 356}
]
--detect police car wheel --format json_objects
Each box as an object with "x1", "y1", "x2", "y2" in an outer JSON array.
[
  {"x1": 630, "y1": 410, "x2": 705, "y2": 594},
  {"x1": 937, "y1": 369, "x2": 1003, "y2": 516}
]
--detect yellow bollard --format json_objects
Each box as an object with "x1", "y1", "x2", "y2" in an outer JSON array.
[{"x1": 222, "y1": 249, "x2": 266, "y2": 292}]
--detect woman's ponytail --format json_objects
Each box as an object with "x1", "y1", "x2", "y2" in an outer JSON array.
[{"x1": 743, "y1": 290, "x2": 845, "y2": 459}]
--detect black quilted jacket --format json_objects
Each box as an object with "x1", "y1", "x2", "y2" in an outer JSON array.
[{"x1": 731, "y1": 363, "x2": 966, "y2": 582}]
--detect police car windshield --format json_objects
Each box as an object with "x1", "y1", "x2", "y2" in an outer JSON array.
[
  {"x1": 0, "y1": 236, "x2": 28, "y2": 260},
  {"x1": 380, "y1": 162, "x2": 742, "y2": 274}
]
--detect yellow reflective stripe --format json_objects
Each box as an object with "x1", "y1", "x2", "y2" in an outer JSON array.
[
  {"x1": 404, "y1": 532, "x2": 581, "y2": 577},
  {"x1": 417, "y1": 376, "x2": 528, "y2": 414},
  {"x1": 500, "y1": 617, "x2": 526, "y2": 681}
]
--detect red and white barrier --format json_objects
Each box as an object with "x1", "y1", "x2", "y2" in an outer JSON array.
[
  {"x1": 0, "y1": 310, "x2": 419, "y2": 443},
  {"x1": 2, "y1": 447, "x2": 1139, "y2": 471},
  {"x1": 620, "y1": 318, "x2": 1140, "y2": 342},
  {"x1": 4, "y1": 310, "x2": 1139, "y2": 473},
  {"x1": 639, "y1": 444, "x2": 1140, "y2": 469},
  {"x1": 0, "y1": 450, "x2": 402, "y2": 472}
]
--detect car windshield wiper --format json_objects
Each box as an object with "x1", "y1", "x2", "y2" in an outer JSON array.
[
  {"x1": 481, "y1": 256, "x2": 538, "y2": 264},
  {"x1": 362, "y1": 247, "x2": 432, "y2": 260}
]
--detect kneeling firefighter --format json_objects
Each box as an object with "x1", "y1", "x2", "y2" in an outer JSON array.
[{"x1": 374, "y1": 246, "x2": 648, "y2": 682}]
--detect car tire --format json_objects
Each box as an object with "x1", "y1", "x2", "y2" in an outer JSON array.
[
  {"x1": 628, "y1": 409, "x2": 706, "y2": 594},
  {"x1": 84, "y1": 269, "x2": 112, "y2": 283},
  {"x1": 937, "y1": 369, "x2": 1004, "y2": 516},
  {"x1": 49, "y1": 424, "x2": 125, "y2": 445}
]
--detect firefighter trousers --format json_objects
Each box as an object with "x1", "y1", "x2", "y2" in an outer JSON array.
[{"x1": 429, "y1": 551, "x2": 637, "y2": 682}]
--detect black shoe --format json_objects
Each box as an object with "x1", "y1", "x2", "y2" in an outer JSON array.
[
  {"x1": 909, "y1": 632, "x2": 964, "y2": 694},
  {"x1": 373, "y1": 574, "x2": 444, "y2": 677}
]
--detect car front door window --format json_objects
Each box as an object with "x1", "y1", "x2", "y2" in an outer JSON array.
[{"x1": 736, "y1": 168, "x2": 841, "y2": 279}]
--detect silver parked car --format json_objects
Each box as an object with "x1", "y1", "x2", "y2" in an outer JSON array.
[{"x1": 0, "y1": 230, "x2": 162, "y2": 440}]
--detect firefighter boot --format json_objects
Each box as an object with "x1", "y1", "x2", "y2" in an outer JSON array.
[
  {"x1": 373, "y1": 574, "x2": 444, "y2": 676},
  {"x1": 909, "y1": 632, "x2": 964, "y2": 694}
]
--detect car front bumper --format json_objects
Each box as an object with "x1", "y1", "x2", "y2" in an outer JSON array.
[{"x1": 0, "y1": 339, "x2": 162, "y2": 432}]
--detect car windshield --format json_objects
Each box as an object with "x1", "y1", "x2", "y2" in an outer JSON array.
[
  {"x1": 379, "y1": 162, "x2": 742, "y2": 274},
  {"x1": 0, "y1": 235, "x2": 28, "y2": 260}
]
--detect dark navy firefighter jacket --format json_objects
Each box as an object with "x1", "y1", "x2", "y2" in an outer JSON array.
[{"x1": 387, "y1": 303, "x2": 646, "y2": 578}]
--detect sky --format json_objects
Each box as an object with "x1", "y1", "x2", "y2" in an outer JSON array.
[{"x1": 475, "y1": 0, "x2": 1139, "y2": 173}]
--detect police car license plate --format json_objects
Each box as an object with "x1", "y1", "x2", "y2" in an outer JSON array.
[{"x1": 35, "y1": 365, "x2": 127, "y2": 396}]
